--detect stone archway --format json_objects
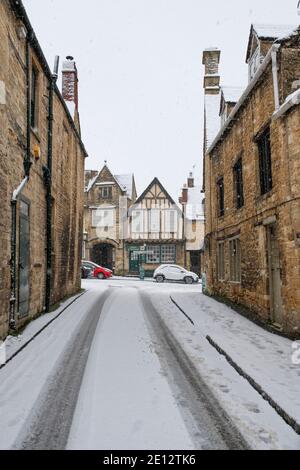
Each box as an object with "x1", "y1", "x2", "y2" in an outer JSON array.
[{"x1": 91, "y1": 243, "x2": 115, "y2": 270}]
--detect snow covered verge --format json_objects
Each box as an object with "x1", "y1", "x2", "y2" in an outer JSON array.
[
  {"x1": 149, "y1": 291, "x2": 300, "y2": 450},
  {"x1": 2, "y1": 291, "x2": 86, "y2": 364},
  {"x1": 170, "y1": 292, "x2": 300, "y2": 430}
]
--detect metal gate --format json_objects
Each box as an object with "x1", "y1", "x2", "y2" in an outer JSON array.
[{"x1": 18, "y1": 199, "x2": 30, "y2": 317}]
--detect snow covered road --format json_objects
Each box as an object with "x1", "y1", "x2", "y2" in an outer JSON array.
[{"x1": 0, "y1": 278, "x2": 299, "y2": 450}]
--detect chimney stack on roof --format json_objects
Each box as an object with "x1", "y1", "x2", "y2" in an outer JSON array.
[
  {"x1": 62, "y1": 56, "x2": 79, "y2": 113},
  {"x1": 202, "y1": 48, "x2": 221, "y2": 95}
]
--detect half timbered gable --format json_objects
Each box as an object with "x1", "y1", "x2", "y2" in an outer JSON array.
[{"x1": 129, "y1": 178, "x2": 183, "y2": 241}]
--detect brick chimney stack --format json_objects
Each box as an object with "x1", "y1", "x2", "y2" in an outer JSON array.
[
  {"x1": 180, "y1": 184, "x2": 188, "y2": 204},
  {"x1": 62, "y1": 56, "x2": 79, "y2": 110},
  {"x1": 202, "y1": 48, "x2": 221, "y2": 95}
]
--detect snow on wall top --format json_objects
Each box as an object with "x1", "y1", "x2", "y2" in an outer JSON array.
[
  {"x1": 253, "y1": 24, "x2": 298, "y2": 39},
  {"x1": 204, "y1": 93, "x2": 221, "y2": 150},
  {"x1": 221, "y1": 86, "x2": 244, "y2": 104}
]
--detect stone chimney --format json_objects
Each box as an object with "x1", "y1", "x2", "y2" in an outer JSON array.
[
  {"x1": 187, "y1": 172, "x2": 194, "y2": 189},
  {"x1": 202, "y1": 48, "x2": 221, "y2": 95},
  {"x1": 62, "y1": 56, "x2": 79, "y2": 111}
]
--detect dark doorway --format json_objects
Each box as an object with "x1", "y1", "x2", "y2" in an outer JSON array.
[
  {"x1": 92, "y1": 244, "x2": 114, "y2": 270},
  {"x1": 190, "y1": 251, "x2": 201, "y2": 276},
  {"x1": 19, "y1": 200, "x2": 30, "y2": 317},
  {"x1": 129, "y1": 251, "x2": 140, "y2": 274}
]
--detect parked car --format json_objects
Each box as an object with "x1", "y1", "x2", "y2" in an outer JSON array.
[
  {"x1": 81, "y1": 261, "x2": 113, "y2": 280},
  {"x1": 153, "y1": 265, "x2": 199, "y2": 284},
  {"x1": 81, "y1": 264, "x2": 91, "y2": 279}
]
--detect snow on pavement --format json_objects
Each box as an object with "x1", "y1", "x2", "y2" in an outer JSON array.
[{"x1": 170, "y1": 291, "x2": 300, "y2": 427}]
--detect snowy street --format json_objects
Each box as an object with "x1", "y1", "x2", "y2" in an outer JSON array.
[{"x1": 0, "y1": 279, "x2": 299, "y2": 450}]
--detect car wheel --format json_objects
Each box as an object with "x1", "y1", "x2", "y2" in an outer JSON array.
[
  {"x1": 97, "y1": 273, "x2": 105, "y2": 280},
  {"x1": 184, "y1": 276, "x2": 194, "y2": 285},
  {"x1": 156, "y1": 275, "x2": 165, "y2": 283}
]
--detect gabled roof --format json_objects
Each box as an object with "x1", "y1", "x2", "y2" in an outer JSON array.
[
  {"x1": 246, "y1": 23, "x2": 298, "y2": 62},
  {"x1": 135, "y1": 177, "x2": 177, "y2": 207},
  {"x1": 85, "y1": 164, "x2": 135, "y2": 199}
]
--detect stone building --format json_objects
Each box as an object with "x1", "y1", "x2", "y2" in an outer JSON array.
[
  {"x1": 0, "y1": 0, "x2": 87, "y2": 339},
  {"x1": 126, "y1": 178, "x2": 185, "y2": 276},
  {"x1": 179, "y1": 173, "x2": 205, "y2": 276},
  {"x1": 83, "y1": 164, "x2": 137, "y2": 275},
  {"x1": 203, "y1": 24, "x2": 300, "y2": 336}
]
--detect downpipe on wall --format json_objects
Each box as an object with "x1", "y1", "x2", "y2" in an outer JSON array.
[
  {"x1": 271, "y1": 46, "x2": 280, "y2": 112},
  {"x1": 43, "y1": 56, "x2": 59, "y2": 313},
  {"x1": 9, "y1": 34, "x2": 32, "y2": 330}
]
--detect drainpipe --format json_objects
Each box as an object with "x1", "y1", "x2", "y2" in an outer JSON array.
[
  {"x1": 10, "y1": 34, "x2": 32, "y2": 329},
  {"x1": 271, "y1": 46, "x2": 280, "y2": 111},
  {"x1": 43, "y1": 56, "x2": 59, "y2": 313}
]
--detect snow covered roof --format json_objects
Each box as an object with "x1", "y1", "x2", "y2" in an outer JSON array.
[
  {"x1": 221, "y1": 86, "x2": 244, "y2": 104},
  {"x1": 85, "y1": 170, "x2": 134, "y2": 198},
  {"x1": 114, "y1": 174, "x2": 134, "y2": 198},
  {"x1": 246, "y1": 24, "x2": 299, "y2": 62},
  {"x1": 204, "y1": 93, "x2": 221, "y2": 150},
  {"x1": 186, "y1": 187, "x2": 205, "y2": 221},
  {"x1": 86, "y1": 172, "x2": 100, "y2": 192},
  {"x1": 252, "y1": 24, "x2": 298, "y2": 40}
]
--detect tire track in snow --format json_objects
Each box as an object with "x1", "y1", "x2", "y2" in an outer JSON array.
[
  {"x1": 140, "y1": 291, "x2": 249, "y2": 450},
  {"x1": 13, "y1": 289, "x2": 112, "y2": 450}
]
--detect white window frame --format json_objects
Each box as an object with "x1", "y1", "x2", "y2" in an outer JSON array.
[
  {"x1": 161, "y1": 245, "x2": 176, "y2": 263},
  {"x1": 146, "y1": 245, "x2": 160, "y2": 264}
]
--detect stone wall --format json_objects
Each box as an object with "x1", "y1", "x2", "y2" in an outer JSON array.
[
  {"x1": 204, "y1": 46, "x2": 300, "y2": 336},
  {"x1": 0, "y1": 0, "x2": 85, "y2": 339}
]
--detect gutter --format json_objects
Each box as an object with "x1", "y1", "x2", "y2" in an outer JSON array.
[{"x1": 207, "y1": 44, "x2": 281, "y2": 155}]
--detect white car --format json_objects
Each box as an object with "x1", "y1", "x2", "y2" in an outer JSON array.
[{"x1": 153, "y1": 265, "x2": 199, "y2": 284}]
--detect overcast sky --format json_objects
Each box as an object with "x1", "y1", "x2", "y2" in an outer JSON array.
[{"x1": 23, "y1": 0, "x2": 299, "y2": 199}]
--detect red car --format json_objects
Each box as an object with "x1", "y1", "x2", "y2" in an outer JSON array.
[{"x1": 82, "y1": 261, "x2": 113, "y2": 280}]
